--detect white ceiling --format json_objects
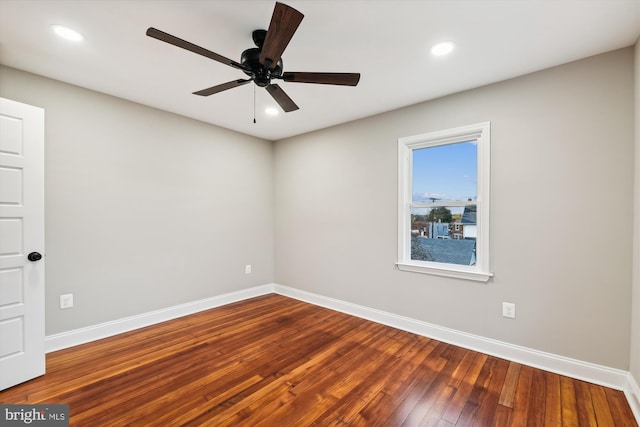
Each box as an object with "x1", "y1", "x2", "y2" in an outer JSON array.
[{"x1": 1, "y1": 0, "x2": 639, "y2": 141}]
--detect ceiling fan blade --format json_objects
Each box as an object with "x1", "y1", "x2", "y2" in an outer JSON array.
[
  {"x1": 266, "y1": 84, "x2": 299, "y2": 112},
  {"x1": 146, "y1": 27, "x2": 245, "y2": 71},
  {"x1": 193, "y1": 79, "x2": 252, "y2": 96},
  {"x1": 259, "y1": 2, "x2": 304, "y2": 69},
  {"x1": 282, "y1": 72, "x2": 361, "y2": 86}
]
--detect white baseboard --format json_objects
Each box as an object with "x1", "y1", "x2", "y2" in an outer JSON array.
[
  {"x1": 44, "y1": 283, "x2": 639, "y2": 423},
  {"x1": 45, "y1": 284, "x2": 275, "y2": 353}
]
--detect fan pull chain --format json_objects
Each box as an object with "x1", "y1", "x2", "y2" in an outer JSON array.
[{"x1": 253, "y1": 84, "x2": 256, "y2": 124}]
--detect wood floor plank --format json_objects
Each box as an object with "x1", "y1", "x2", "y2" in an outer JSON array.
[
  {"x1": 498, "y1": 361, "x2": 521, "y2": 408},
  {"x1": 440, "y1": 351, "x2": 488, "y2": 424},
  {"x1": 469, "y1": 356, "x2": 510, "y2": 426},
  {"x1": 510, "y1": 364, "x2": 533, "y2": 427},
  {"x1": 590, "y1": 383, "x2": 616, "y2": 426},
  {"x1": 575, "y1": 379, "x2": 598, "y2": 426},
  {"x1": 544, "y1": 370, "x2": 562, "y2": 426},
  {"x1": 561, "y1": 374, "x2": 580, "y2": 427},
  {"x1": 0, "y1": 294, "x2": 636, "y2": 426},
  {"x1": 526, "y1": 367, "x2": 547, "y2": 426}
]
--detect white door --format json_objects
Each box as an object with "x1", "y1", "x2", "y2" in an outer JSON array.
[{"x1": 0, "y1": 97, "x2": 45, "y2": 390}]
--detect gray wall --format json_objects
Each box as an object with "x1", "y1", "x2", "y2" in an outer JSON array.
[
  {"x1": 631, "y1": 39, "x2": 640, "y2": 386},
  {"x1": 0, "y1": 66, "x2": 275, "y2": 335},
  {"x1": 274, "y1": 48, "x2": 635, "y2": 370}
]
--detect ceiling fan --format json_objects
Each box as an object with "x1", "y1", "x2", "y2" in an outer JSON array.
[{"x1": 146, "y1": 2, "x2": 361, "y2": 113}]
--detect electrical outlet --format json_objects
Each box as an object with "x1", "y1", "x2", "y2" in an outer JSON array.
[
  {"x1": 245, "y1": 264, "x2": 252, "y2": 274},
  {"x1": 502, "y1": 302, "x2": 516, "y2": 319},
  {"x1": 60, "y1": 293, "x2": 74, "y2": 309}
]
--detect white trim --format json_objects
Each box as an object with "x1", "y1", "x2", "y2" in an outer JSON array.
[
  {"x1": 44, "y1": 283, "x2": 639, "y2": 423},
  {"x1": 272, "y1": 284, "x2": 633, "y2": 392},
  {"x1": 45, "y1": 284, "x2": 275, "y2": 353},
  {"x1": 396, "y1": 262, "x2": 493, "y2": 282}
]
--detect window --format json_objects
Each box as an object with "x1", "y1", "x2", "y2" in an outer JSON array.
[{"x1": 397, "y1": 122, "x2": 492, "y2": 282}]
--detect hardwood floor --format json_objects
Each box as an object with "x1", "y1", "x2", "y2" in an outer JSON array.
[{"x1": 1, "y1": 294, "x2": 636, "y2": 426}]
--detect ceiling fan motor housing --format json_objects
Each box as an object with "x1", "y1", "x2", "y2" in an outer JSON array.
[
  {"x1": 241, "y1": 30, "x2": 283, "y2": 87},
  {"x1": 241, "y1": 48, "x2": 283, "y2": 87}
]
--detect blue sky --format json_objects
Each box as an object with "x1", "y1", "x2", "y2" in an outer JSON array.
[{"x1": 412, "y1": 141, "x2": 477, "y2": 204}]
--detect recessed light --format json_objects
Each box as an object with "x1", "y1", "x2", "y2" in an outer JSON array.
[
  {"x1": 52, "y1": 25, "x2": 84, "y2": 42},
  {"x1": 265, "y1": 107, "x2": 279, "y2": 116},
  {"x1": 430, "y1": 41, "x2": 455, "y2": 57}
]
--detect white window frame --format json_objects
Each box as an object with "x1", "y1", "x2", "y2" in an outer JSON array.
[{"x1": 397, "y1": 121, "x2": 492, "y2": 282}]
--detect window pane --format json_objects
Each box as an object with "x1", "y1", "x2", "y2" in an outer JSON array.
[
  {"x1": 411, "y1": 205, "x2": 477, "y2": 266},
  {"x1": 412, "y1": 141, "x2": 477, "y2": 203}
]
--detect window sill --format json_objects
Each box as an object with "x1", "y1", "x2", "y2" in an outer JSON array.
[{"x1": 396, "y1": 262, "x2": 493, "y2": 282}]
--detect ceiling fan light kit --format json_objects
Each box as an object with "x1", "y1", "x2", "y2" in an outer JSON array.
[{"x1": 146, "y1": 2, "x2": 360, "y2": 114}]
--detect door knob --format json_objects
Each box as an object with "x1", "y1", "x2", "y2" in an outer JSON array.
[{"x1": 27, "y1": 252, "x2": 42, "y2": 262}]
